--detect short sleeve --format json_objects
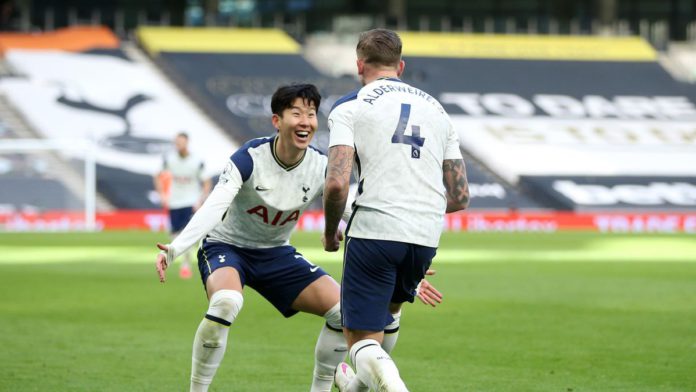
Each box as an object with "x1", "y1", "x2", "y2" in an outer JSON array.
[
  {"x1": 444, "y1": 118, "x2": 463, "y2": 160},
  {"x1": 216, "y1": 160, "x2": 244, "y2": 193},
  {"x1": 328, "y1": 101, "x2": 357, "y2": 148},
  {"x1": 229, "y1": 147, "x2": 254, "y2": 181}
]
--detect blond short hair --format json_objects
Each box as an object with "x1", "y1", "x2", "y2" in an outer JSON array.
[{"x1": 356, "y1": 28, "x2": 402, "y2": 67}]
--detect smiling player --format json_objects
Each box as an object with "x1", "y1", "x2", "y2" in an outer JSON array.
[{"x1": 154, "y1": 84, "x2": 442, "y2": 392}]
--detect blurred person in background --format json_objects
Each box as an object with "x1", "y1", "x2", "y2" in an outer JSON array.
[
  {"x1": 323, "y1": 28, "x2": 470, "y2": 392},
  {"x1": 154, "y1": 84, "x2": 442, "y2": 392},
  {"x1": 154, "y1": 132, "x2": 211, "y2": 279}
]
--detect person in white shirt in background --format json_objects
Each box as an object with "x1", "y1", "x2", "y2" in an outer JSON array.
[{"x1": 154, "y1": 132, "x2": 211, "y2": 279}]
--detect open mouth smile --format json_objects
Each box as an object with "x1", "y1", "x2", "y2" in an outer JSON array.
[{"x1": 295, "y1": 130, "x2": 310, "y2": 140}]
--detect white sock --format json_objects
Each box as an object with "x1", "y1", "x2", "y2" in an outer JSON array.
[
  {"x1": 349, "y1": 312, "x2": 400, "y2": 392},
  {"x1": 311, "y1": 303, "x2": 347, "y2": 392},
  {"x1": 381, "y1": 310, "x2": 401, "y2": 354},
  {"x1": 190, "y1": 290, "x2": 243, "y2": 392},
  {"x1": 348, "y1": 339, "x2": 408, "y2": 392},
  {"x1": 342, "y1": 309, "x2": 402, "y2": 392}
]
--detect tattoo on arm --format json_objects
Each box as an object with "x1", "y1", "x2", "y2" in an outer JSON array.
[
  {"x1": 443, "y1": 159, "x2": 470, "y2": 212},
  {"x1": 324, "y1": 145, "x2": 354, "y2": 234},
  {"x1": 326, "y1": 146, "x2": 354, "y2": 185}
]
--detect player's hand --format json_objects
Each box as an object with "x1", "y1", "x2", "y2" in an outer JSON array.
[
  {"x1": 156, "y1": 243, "x2": 169, "y2": 283},
  {"x1": 321, "y1": 230, "x2": 343, "y2": 252},
  {"x1": 417, "y1": 269, "x2": 442, "y2": 307}
]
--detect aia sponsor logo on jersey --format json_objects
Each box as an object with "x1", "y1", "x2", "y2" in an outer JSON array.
[{"x1": 246, "y1": 205, "x2": 300, "y2": 226}]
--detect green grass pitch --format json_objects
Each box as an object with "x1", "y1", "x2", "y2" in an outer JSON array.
[{"x1": 1, "y1": 230, "x2": 695, "y2": 391}]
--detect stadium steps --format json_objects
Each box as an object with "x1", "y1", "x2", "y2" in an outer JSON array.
[
  {"x1": 459, "y1": 147, "x2": 546, "y2": 210},
  {"x1": 0, "y1": 90, "x2": 115, "y2": 212},
  {"x1": 459, "y1": 147, "x2": 511, "y2": 186}
]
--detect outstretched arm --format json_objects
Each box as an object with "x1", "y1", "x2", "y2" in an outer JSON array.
[
  {"x1": 322, "y1": 145, "x2": 354, "y2": 251},
  {"x1": 156, "y1": 164, "x2": 243, "y2": 283},
  {"x1": 156, "y1": 184, "x2": 238, "y2": 282},
  {"x1": 443, "y1": 159, "x2": 470, "y2": 213}
]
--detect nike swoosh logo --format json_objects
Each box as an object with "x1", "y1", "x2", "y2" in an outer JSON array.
[
  {"x1": 310, "y1": 266, "x2": 319, "y2": 272},
  {"x1": 255, "y1": 186, "x2": 270, "y2": 191},
  {"x1": 333, "y1": 348, "x2": 348, "y2": 352}
]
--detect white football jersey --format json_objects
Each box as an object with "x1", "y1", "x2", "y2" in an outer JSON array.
[
  {"x1": 163, "y1": 151, "x2": 205, "y2": 209},
  {"x1": 207, "y1": 136, "x2": 327, "y2": 248},
  {"x1": 328, "y1": 78, "x2": 462, "y2": 248}
]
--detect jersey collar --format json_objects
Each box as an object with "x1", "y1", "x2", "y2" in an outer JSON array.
[
  {"x1": 271, "y1": 134, "x2": 306, "y2": 171},
  {"x1": 376, "y1": 77, "x2": 404, "y2": 83}
]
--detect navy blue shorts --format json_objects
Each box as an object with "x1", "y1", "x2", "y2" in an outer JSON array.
[
  {"x1": 169, "y1": 206, "x2": 193, "y2": 233},
  {"x1": 341, "y1": 237, "x2": 437, "y2": 332},
  {"x1": 197, "y1": 238, "x2": 328, "y2": 317}
]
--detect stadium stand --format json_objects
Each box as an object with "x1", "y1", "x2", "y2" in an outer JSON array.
[
  {"x1": 0, "y1": 53, "x2": 100, "y2": 217},
  {"x1": 461, "y1": 153, "x2": 543, "y2": 211},
  {"x1": 0, "y1": 26, "x2": 235, "y2": 211},
  {"x1": 0, "y1": 117, "x2": 84, "y2": 215},
  {"x1": 0, "y1": 26, "x2": 120, "y2": 53},
  {"x1": 137, "y1": 27, "x2": 360, "y2": 152},
  {"x1": 1, "y1": 23, "x2": 694, "y2": 230}
]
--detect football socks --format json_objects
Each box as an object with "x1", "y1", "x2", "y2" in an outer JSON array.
[
  {"x1": 348, "y1": 339, "x2": 408, "y2": 392},
  {"x1": 311, "y1": 303, "x2": 348, "y2": 392},
  {"x1": 190, "y1": 290, "x2": 243, "y2": 391}
]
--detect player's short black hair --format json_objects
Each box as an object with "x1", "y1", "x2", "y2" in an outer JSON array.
[
  {"x1": 271, "y1": 84, "x2": 321, "y2": 115},
  {"x1": 176, "y1": 132, "x2": 189, "y2": 139}
]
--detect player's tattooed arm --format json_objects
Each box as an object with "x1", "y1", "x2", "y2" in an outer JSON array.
[
  {"x1": 443, "y1": 159, "x2": 470, "y2": 213},
  {"x1": 323, "y1": 145, "x2": 354, "y2": 238}
]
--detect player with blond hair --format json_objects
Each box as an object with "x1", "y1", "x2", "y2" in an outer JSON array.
[{"x1": 323, "y1": 29, "x2": 470, "y2": 391}]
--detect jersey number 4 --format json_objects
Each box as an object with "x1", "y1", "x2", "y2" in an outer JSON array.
[{"x1": 391, "y1": 103, "x2": 425, "y2": 159}]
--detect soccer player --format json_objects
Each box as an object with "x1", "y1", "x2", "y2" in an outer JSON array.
[
  {"x1": 153, "y1": 132, "x2": 211, "y2": 279},
  {"x1": 323, "y1": 29, "x2": 470, "y2": 392},
  {"x1": 154, "y1": 84, "x2": 442, "y2": 392}
]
